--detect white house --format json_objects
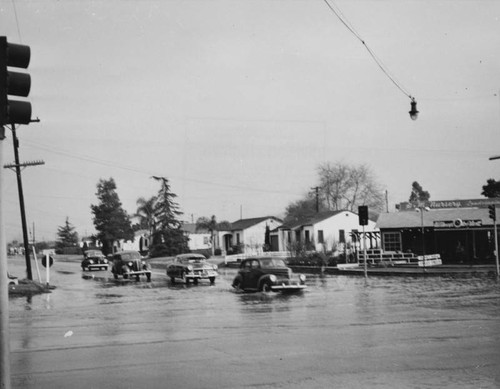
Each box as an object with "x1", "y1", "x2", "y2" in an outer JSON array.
[
  {"x1": 272, "y1": 210, "x2": 379, "y2": 255},
  {"x1": 181, "y1": 223, "x2": 212, "y2": 252},
  {"x1": 120, "y1": 229, "x2": 151, "y2": 254},
  {"x1": 220, "y1": 216, "x2": 283, "y2": 256}
]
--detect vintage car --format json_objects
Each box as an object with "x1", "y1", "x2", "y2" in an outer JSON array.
[
  {"x1": 81, "y1": 249, "x2": 109, "y2": 271},
  {"x1": 7, "y1": 273, "x2": 18, "y2": 286},
  {"x1": 111, "y1": 250, "x2": 151, "y2": 281},
  {"x1": 232, "y1": 257, "x2": 307, "y2": 293},
  {"x1": 167, "y1": 253, "x2": 218, "y2": 284}
]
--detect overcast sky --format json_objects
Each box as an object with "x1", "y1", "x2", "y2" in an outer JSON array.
[{"x1": 1, "y1": 0, "x2": 499, "y2": 243}]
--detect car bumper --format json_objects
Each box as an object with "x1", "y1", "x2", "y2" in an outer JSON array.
[
  {"x1": 87, "y1": 263, "x2": 109, "y2": 270},
  {"x1": 126, "y1": 270, "x2": 151, "y2": 276},
  {"x1": 270, "y1": 283, "x2": 307, "y2": 292},
  {"x1": 185, "y1": 271, "x2": 218, "y2": 280}
]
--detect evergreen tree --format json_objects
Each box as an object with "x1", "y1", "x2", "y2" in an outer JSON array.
[
  {"x1": 481, "y1": 179, "x2": 500, "y2": 198},
  {"x1": 90, "y1": 178, "x2": 134, "y2": 255},
  {"x1": 409, "y1": 181, "x2": 430, "y2": 205},
  {"x1": 148, "y1": 176, "x2": 188, "y2": 257},
  {"x1": 55, "y1": 217, "x2": 79, "y2": 251}
]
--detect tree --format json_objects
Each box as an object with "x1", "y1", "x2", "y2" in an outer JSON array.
[
  {"x1": 55, "y1": 217, "x2": 79, "y2": 251},
  {"x1": 284, "y1": 197, "x2": 317, "y2": 224},
  {"x1": 317, "y1": 162, "x2": 385, "y2": 212},
  {"x1": 409, "y1": 181, "x2": 430, "y2": 205},
  {"x1": 135, "y1": 196, "x2": 157, "y2": 236},
  {"x1": 148, "y1": 176, "x2": 189, "y2": 257},
  {"x1": 195, "y1": 215, "x2": 231, "y2": 256},
  {"x1": 481, "y1": 179, "x2": 500, "y2": 198},
  {"x1": 90, "y1": 178, "x2": 134, "y2": 255}
]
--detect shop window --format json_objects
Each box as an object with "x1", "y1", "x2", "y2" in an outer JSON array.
[{"x1": 383, "y1": 232, "x2": 402, "y2": 252}]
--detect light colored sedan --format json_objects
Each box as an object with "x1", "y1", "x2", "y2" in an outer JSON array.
[{"x1": 167, "y1": 253, "x2": 218, "y2": 284}]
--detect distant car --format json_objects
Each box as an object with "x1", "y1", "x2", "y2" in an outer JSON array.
[
  {"x1": 232, "y1": 257, "x2": 307, "y2": 293},
  {"x1": 81, "y1": 249, "x2": 109, "y2": 271},
  {"x1": 7, "y1": 273, "x2": 18, "y2": 286},
  {"x1": 167, "y1": 253, "x2": 218, "y2": 284},
  {"x1": 111, "y1": 250, "x2": 151, "y2": 281}
]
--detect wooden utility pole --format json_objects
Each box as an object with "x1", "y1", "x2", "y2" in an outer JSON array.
[{"x1": 4, "y1": 124, "x2": 43, "y2": 280}]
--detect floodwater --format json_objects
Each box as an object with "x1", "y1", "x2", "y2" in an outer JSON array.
[{"x1": 6, "y1": 257, "x2": 500, "y2": 389}]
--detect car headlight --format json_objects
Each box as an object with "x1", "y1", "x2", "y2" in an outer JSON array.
[
  {"x1": 103, "y1": 259, "x2": 108, "y2": 264},
  {"x1": 128, "y1": 261, "x2": 133, "y2": 267},
  {"x1": 269, "y1": 274, "x2": 277, "y2": 283},
  {"x1": 187, "y1": 265, "x2": 193, "y2": 272},
  {"x1": 141, "y1": 261, "x2": 146, "y2": 265},
  {"x1": 213, "y1": 264, "x2": 218, "y2": 270},
  {"x1": 89, "y1": 260, "x2": 94, "y2": 264},
  {"x1": 299, "y1": 274, "x2": 306, "y2": 282}
]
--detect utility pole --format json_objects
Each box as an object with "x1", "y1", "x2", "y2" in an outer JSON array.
[
  {"x1": 311, "y1": 186, "x2": 319, "y2": 213},
  {"x1": 4, "y1": 123, "x2": 43, "y2": 280}
]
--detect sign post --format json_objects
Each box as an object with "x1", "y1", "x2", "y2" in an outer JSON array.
[{"x1": 42, "y1": 254, "x2": 53, "y2": 286}]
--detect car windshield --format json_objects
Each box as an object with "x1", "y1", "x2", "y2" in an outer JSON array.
[
  {"x1": 180, "y1": 257, "x2": 205, "y2": 264},
  {"x1": 259, "y1": 258, "x2": 287, "y2": 268},
  {"x1": 119, "y1": 252, "x2": 141, "y2": 261},
  {"x1": 85, "y1": 250, "x2": 102, "y2": 257}
]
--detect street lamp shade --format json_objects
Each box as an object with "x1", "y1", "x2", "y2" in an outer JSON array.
[{"x1": 409, "y1": 98, "x2": 419, "y2": 120}]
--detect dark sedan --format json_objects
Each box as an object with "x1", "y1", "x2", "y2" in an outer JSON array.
[
  {"x1": 232, "y1": 257, "x2": 306, "y2": 293},
  {"x1": 81, "y1": 250, "x2": 109, "y2": 271},
  {"x1": 111, "y1": 250, "x2": 151, "y2": 281}
]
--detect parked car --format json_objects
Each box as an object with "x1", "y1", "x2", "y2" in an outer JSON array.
[
  {"x1": 167, "y1": 253, "x2": 218, "y2": 284},
  {"x1": 111, "y1": 250, "x2": 151, "y2": 281},
  {"x1": 232, "y1": 257, "x2": 307, "y2": 293},
  {"x1": 81, "y1": 249, "x2": 109, "y2": 271},
  {"x1": 7, "y1": 273, "x2": 18, "y2": 286}
]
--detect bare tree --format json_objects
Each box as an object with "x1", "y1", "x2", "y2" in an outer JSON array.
[{"x1": 317, "y1": 162, "x2": 385, "y2": 212}]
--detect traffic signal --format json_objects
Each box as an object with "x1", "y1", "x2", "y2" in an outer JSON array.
[
  {"x1": 358, "y1": 205, "x2": 369, "y2": 226},
  {"x1": 488, "y1": 205, "x2": 496, "y2": 222},
  {"x1": 0, "y1": 36, "x2": 32, "y2": 125}
]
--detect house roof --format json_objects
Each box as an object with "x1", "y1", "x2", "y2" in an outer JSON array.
[
  {"x1": 230, "y1": 216, "x2": 282, "y2": 231},
  {"x1": 181, "y1": 223, "x2": 209, "y2": 234},
  {"x1": 279, "y1": 210, "x2": 346, "y2": 230},
  {"x1": 376, "y1": 208, "x2": 495, "y2": 229}
]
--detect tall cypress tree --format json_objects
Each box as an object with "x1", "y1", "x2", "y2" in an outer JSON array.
[{"x1": 91, "y1": 178, "x2": 134, "y2": 255}]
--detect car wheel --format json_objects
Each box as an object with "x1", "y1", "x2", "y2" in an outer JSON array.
[
  {"x1": 260, "y1": 281, "x2": 272, "y2": 293},
  {"x1": 232, "y1": 279, "x2": 241, "y2": 290},
  {"x1": 135, "y1": 275, "x2": 140, "y2": 281},
  {"x1": 113, "y1": 272, "x2": 118, "y2": 280},
  {"x1": 146, "y1": 273, "x2": 151, "y2": 282},
  {"x1": 193, "y1": 278, "x2": 198, "y2": 285},
  {"x1": 170, "y1": 277, "x2": 175, "y2": 284},
  {"x1": 209, "y1": 277, "x2": 215, "y2": 284}
]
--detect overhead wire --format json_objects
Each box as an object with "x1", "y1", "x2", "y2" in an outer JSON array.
[{"x1": 322, "y1": 0, "x2": 414, "y2": 101}]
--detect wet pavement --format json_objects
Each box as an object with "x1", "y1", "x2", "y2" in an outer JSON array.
[{"x1": 6, "y1": 256, "x2": 500, "y2": 388}]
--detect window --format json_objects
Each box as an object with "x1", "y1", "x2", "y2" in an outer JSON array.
[
  {"x1": 236, "y1": 233, "x2": 240, "y2": 245},
  {"x1": 318, "y1": 230, "x2": 324, "y2": 244},
  {"x1": 339, "y1": 229, "x2": 345, "y2": 243},
  {"x1": 305, "y1": 230, "x2": 310, "y2": 244},
  {"x1": 383, "y1": 232, "x2": 402, "y2": 252},
  {"x1": 203, "y1": 237, "x2": 209, "y2": 245}
]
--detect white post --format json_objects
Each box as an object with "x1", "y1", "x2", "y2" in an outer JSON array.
[
  {"x1": 494, "y1": 219, "x2": 499, "y2": 278},
  {"x1": 363, "y1": 225, "x2": 367, "y2": 279},
  {"x1": 0, "y1": 128, "x2": 12, "y2": 389},
  {"x1": 45, "y1": 254, "x2": 50, "y2": 286},
  {"x1": 32, "y1": 246, "x2": 41, "y2": 283}
]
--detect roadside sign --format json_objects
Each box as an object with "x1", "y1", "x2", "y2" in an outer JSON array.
[{"x1": 42, "y1": 255, "x2": 53, "y2": 268}]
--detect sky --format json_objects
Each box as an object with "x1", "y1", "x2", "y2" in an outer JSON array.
[{"x1": 1, "y1": 0, "x2": 500, "y2": 243}]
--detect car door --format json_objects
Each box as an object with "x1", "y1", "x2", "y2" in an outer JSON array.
[{"x1": 242, "y1": 259, "x2": 262, "y2": 291}]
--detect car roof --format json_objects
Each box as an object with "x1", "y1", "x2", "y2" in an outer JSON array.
[{"x1": 175, "y1": 253, "x2": 206, "y2": 259}]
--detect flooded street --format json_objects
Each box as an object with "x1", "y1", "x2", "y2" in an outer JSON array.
[{"x1": 7, "y1": 257, "x2": 500, "y2": 389}]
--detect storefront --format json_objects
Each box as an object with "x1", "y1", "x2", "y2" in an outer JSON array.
[{"x1": 376, "y1": 200, "x2": 499, "y2": 264}]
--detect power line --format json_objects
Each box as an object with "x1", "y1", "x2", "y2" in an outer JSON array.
[{"x1": 322, "y1": 0, "x2": 414, "y2": 101}]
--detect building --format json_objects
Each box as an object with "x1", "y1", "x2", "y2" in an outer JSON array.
[
  {"x1": 271, "y1": 210, "x2": 379, "y2": 256},
  {"x1": 376, "y1": 199, "x2": 500, "y2": 264},
  {"x1": 181, "y1": 223, "x2": 213, "y2": 253},
  {"x1": 220, "y1": 216, "x2": 283, "y2": 256}
]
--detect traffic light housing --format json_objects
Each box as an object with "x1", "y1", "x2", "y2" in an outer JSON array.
[
  {"x1": 0, "y1": 36, "x2": 32, "y2": 125},
  {"x1": 358, "y1": 205, "x2": 369, "y2": 226},
  {"x1": 488, "y1": 205, "x2": 496, "y2": 222}
]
